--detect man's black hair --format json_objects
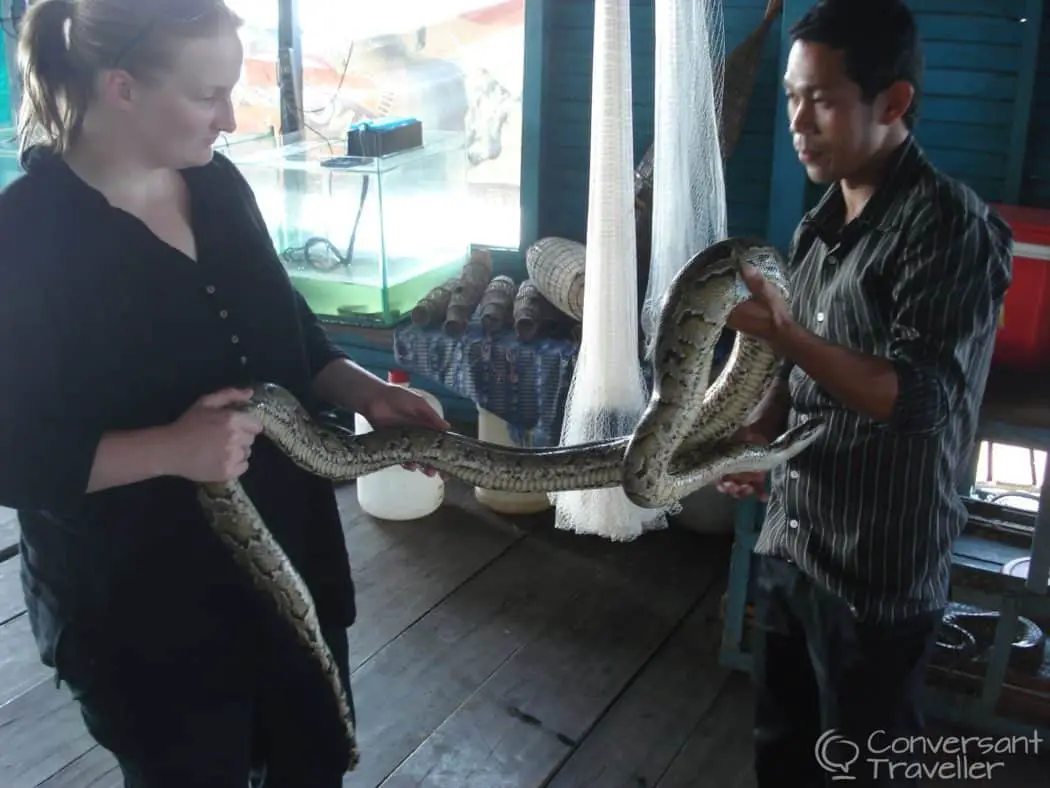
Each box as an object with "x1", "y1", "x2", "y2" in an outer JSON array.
[{"x1": 790, "y1": 0, "x2": 924, "y2": 129}]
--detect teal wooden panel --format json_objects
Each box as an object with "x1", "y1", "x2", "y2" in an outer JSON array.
[
  {"x1": 1021, "y1": 4, "x2": 1050, "y2": 207},
  {"x1": 914, "y1": 13, "x2": 1025, "y2": 45},
  {"x1": 883, "y1": 5, "x2": 1035, "y2": 204},
  {"x1": 538, "y1": 0, "x2": 781, "y2": 243},
  {"x1": 537, "y1": 0, "x2": 660, "y2": 241},
  {"x1": 519, "y1": 0, "x2": 546, "y2": 250},
  {"x1": 768, "y1": 0, "x2": 1042, "y2": 248},
  {"x1": 0, "y1": 34, "x2": 9, "y2": 127},
  {"x1": 539, "y1": 0, "x2": 1047, "y2": 246},
  {"x1": 765, "y1": 0, "x2": 810, "y2": 252}
]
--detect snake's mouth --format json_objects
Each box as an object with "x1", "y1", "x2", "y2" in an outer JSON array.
[{"x1": 769, "y1": 416, "x2": 826, "y2": 450}]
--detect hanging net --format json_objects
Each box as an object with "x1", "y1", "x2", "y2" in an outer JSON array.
[
  {"x1": 642, "y1": 0, "x2": 728, "y2": 360},
  {"x1": 549, "y1": 0, "x2": 660, "y2": 540},
  {"x1": 550, "y1": 0, "x2": 729, "y2": 541}
]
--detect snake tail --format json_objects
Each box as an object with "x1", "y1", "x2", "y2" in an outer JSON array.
[{"x1": 197, "y1": 480, "x2": 360, "y2": 770}]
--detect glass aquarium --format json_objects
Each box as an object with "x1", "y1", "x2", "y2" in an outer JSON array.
[
  {"x1": 213, "y1": 128, "x2": 282, "y2": 158},
  {"x1": 226, "y1": 128, "x2": 471, "y2": 327},
  {"x1": 0, "y1": 128, "x2": 283, "y2": 190},
  {"x1": 0, "y1": 128, "x2": 23, "y2": 189}
]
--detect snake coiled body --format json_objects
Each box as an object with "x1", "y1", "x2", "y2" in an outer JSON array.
[
  {"x1": 196, "y1": 237, "x2": 828, "y2": 772},
  {"x1": 935, "y1": 606, "x2": 1046, "y2": 674}
]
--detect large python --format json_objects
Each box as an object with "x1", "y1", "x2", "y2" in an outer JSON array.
[
  {"x1": 196, "y1": 237, "x2": 828, "y2": 771},
  {"x1": 935, "y1": 603, "x2": 1046, "y2": 675}
]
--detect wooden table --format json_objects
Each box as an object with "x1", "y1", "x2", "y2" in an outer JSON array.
[{"x1": 974, "y1": 366, "x2": 1050, "y2": 596}]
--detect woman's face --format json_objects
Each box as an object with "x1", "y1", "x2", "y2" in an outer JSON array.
[{"x1": 118, "y1": 30, "x2": 244, "y2": 169}]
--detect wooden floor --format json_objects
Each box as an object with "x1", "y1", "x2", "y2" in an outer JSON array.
[{"x1": 1, "y1": 486, "x2": 1048, "y2": 787}]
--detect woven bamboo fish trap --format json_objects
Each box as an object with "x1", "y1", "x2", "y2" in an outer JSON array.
[{"x1": 524, "y1": 237, "x2": 585, "y2": 321}]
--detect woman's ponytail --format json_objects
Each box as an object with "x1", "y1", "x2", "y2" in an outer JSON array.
[{"x1": 16, "y1": 0, "x2": 86, "y2": 157}]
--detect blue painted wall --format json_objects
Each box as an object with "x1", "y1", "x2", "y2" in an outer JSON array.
[
  {"x1": 1022, "y1": 3, "x2": 1050, "y2": 207},
  {"x1": 537, "y1": 0, "x2": 780, "y2": 242},
  {"x1": 536, "y1": 0, "x2": 1049, "y2": 254}
]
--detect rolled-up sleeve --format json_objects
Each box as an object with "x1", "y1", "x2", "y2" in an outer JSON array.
[
  {"x1": 886, "y1": 202, "x2": 1013, "y2": 435},
  {"x1": 0, "y1": 214, "x2": 105, "y2": 513}
]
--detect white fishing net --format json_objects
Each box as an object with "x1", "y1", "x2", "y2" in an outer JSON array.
[
  {"x1": 643, "y1": 0, "x2": 728, "y2": 359},
  {"x1": 550, "y1": 0, "x2": 729, "y2": 541},
  {"x1": 549, "y1": 0, "x2": 660, "y2": 540}
]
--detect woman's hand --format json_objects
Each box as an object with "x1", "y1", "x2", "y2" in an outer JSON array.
[
  {"x1": 359, "y1": 383, "x2": 451, "y2": 476},
  {"x1": 160, "y1": 388, "x2": 263, "y2": 482}
]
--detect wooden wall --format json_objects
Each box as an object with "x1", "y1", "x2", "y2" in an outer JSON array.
[
  {"x1": 1023, "y1": 3, "x2": 1050, "y2": 206},
  {"x1": 534, "y1": 0, "x2": 1049, "y2": 254}
]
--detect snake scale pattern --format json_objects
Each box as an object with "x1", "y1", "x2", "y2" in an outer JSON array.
[
  {"x1": 935, "y1": 604, "x2": 1046, "y2": 674},
  {"x1": 195, "y1": 237, "x2": 829, "y2": 771}
]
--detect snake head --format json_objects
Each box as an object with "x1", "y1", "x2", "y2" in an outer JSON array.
[
  {"x1": 249, "y1": 382, "x2": 305, "y2": 414},
  {"x1": 768, "y1": 416, "x2": 827, "y2": 454}
]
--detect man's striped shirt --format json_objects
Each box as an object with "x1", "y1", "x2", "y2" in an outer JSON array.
[{"x1": 754, "y1": 136, "x2": 1014, "y2": 623}]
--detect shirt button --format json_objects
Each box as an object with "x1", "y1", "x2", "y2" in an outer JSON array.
[
  {"x1": 800, "y1": 414, "x2": 809, "y2": 423},
  {"x1": 789, "y1": 519, "x2": 799, "y2": 529},
  {"x1": 205, "y1": 285, "x2": 216, "y2": 294},
  {"x1": 240, "y1": 356, "x2": 248, "y2": 365},
  {"x1": 219, "y1": 310, "x2": 228, "y2": 319},
  {"x1": 816, "y1": 311, "x2": 826, "y2": 322},
  {"x1": 231, "y1": 335, "x2": 240, "y2": 344},
  {"x1": 789, "y1": 469, "x2": 800, "y2": 480}
]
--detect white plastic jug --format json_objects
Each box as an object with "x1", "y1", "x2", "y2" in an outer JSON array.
[{"x1": 354, "y1": 369, "x2": 445, "y2": 520}]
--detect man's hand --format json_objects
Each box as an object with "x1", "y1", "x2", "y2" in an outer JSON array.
[
  {"x1": 715, "y1": 424, "x2": 773, "y2": 501},
  {"x1": 726, "y1": 264, "x2": 794, "y2": 348}
]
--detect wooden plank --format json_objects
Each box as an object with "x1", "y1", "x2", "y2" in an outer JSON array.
[
  {"x1": 654, "y1": 671, "x2": 757, "y2": 788},
  {"x1": 921, "y1": 97, "x2": 1014, "y2": 126},
  {"x1": 0, "y1": 508, "x2": 18, "y2": 562},
  {"x1": 0, "y1": 682, "x2": 95, "y2": 788},
  {"x1": 544, "y1": 567, "x2": 731, "y2": 788},
  {"x1": 914, "y1": 0, "x2": 1027, "y2": 16},
  {"x1": 519, "y1": 0, "x2": 545, "y2": 247},
  {"x1": 347, "y1": 526, "x2": 726, "y2": 787},
  {"x1": 345, "y1": 535, "x2": 635, "y2": 786},
  {"x1": 915, "y1": 13, "x2": 1025, "y2": 45},
  {"x1": 0, "y1": 481, "x2": 518, "y2": 786},
  {"x1": 0, "y1": 556, "x2": 25, "y2": 626},
  {"x1": 917, "y1": 120, "x2": 1012, "y2": 155},
  {"x1": 0, "y1": 614, "x2": 50, "y2": 708},
  {"x1": 924, "y1": 41, "x2": 1021, "y2": 71},
  {"x1": 37, "y1": 746, "x2": 120, "y2": 788},
  {"x1": 767, "y1": 0, "x2": 812, "y2": 253},
  {"x1": 340, "y1": 487, "x2": 523, "y2": 670},
  {"x1": 371, "y1": 532, "x2": 728, "y2": 787}
]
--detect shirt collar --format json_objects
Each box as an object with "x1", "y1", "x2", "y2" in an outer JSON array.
[{"x1": 801, "y1": 135, "x2": 928, "y2": 247}]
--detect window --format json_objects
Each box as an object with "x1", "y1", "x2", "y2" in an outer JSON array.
[{"x1": 224, "y1": 0, "x2": 525, "y2": 251}]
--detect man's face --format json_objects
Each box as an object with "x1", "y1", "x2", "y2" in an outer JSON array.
[{"x1": 783, "y1": 40, "x2": 890, "y2": 184}]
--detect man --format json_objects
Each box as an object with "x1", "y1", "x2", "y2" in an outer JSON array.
[{"x1": 719, "y1": 1, "x2": 1014, "y2": 786}]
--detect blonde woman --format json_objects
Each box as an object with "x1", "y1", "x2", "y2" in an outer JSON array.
[{"x1": 0, "y1": 1, "x2": 448, "y2": 785}]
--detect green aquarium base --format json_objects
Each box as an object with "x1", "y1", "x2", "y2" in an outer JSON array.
[{"x1": 289, "y1": 255, "x2": 466, "y2": 329}]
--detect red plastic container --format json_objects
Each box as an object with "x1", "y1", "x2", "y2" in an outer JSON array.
[{"x1": 990, "y1": 204, "x2": 1050, "y2": 371}]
